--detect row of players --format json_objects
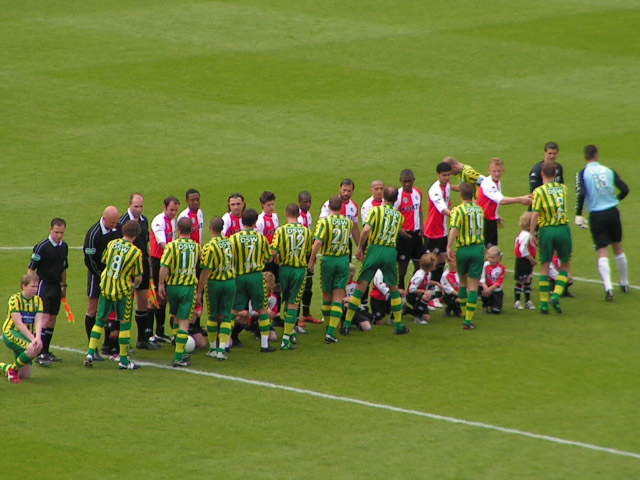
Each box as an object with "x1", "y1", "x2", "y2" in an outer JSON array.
[{"x1": 2, "y1": 144, "x2": 629, "y2": 380}]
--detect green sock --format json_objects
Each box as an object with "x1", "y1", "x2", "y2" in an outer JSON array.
[
  {"x1": 175, "y1": 329, "x2": 188, "y2": 362},
  {"x1": 344, "y1": 289, "x2": 363, "y2": 328}
]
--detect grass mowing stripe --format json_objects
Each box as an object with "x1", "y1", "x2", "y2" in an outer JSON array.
[
  {"x1": 54, "y1": 345, "x2": 640, "y2": 461},
  {"x1": 3, "y1": 245, "x2": 636, "y2": 290}
]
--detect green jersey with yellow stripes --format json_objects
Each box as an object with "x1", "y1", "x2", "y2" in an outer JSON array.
[
  {"x1": 532, "y1": 182, "x2": 568, "y2": 228},
  {"x1": 460, "y1": 164, "x2": 484, "y2": 198},
  {"x1": 100, "y1": 238, "x2": 143, "y2": 300},
  {"x1": 200, "y1": 235, "x2": 235, "y2": 281},
  {"x1": 365, "y1": 204, "x2": 403, "y2": 248},
  {"x1": 3, "y1": 293, "x2": 43, "y2": 335},
  {"x1": 313, "y1": 214, "x2": 352, "y2": 256},
  {"x1": 229, "y1": 229, "x2": 271, "y2": 275},
  {"x1": 160, "y1": 238, "x2": 200, "y2": 286},
  {"x1": 272, "y1": 223, "x2": 313, "y2": 267},
  {"x1": 449, "y1": 201, "x2": 484, "y2": 247}
]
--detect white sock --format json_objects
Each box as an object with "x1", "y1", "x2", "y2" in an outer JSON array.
[
  {"x1": 598, "y1": 257, "x2": 612, "y2": 291},
  {"x1": 261, "y1": 334, "x2": 269, "y2": 348},
  {"x1": 210, "y1": 341, "x2": 217, "y2": 351},
  {"x1": 218, "y1": 341, "x2": 226, "y2": 351},
  {"x1": 615, "y1": 253, "x2": 628, "y2": 286}
]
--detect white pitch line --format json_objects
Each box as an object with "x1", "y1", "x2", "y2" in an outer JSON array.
[{"x1": 55, "y1": 345, "x2": 640, "y2": 461}]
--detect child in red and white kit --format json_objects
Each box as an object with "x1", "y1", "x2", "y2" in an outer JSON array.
[
  {"x1": 405, "y1": 253, "x2": 440, "y2": 325},
  {"x1": 514, "y1": 211, "x2": 537, "y2": 310},
  {"x1": 441, "y1": 258, "x2": 462, "y2": 318},
  {"x1": 480, "y1": 246, "x2": 506, "y2": 314},
  {"x1": 342, "y1": 264, "x2": 372, "y2": 331}
]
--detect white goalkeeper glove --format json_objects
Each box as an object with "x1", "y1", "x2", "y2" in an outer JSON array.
[{"x1": 574, "y1": 216, "x2": 588, "y2": 229}]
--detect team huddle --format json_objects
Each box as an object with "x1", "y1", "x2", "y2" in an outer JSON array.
[{"x1": 1, "y1": 143, "x2": 630, "y2": 381}]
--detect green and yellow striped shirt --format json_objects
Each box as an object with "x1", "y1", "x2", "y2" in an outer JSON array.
[
  {"x1": 160, "y1": 238, "x2": 200, "y2": 286},
  {"x1": 100, "y1": 238, "x2": 143, "y2": 300},
  {"x1": 460, "y1": 164, "x2": 483, "y2": 198},
  {"x1": 532, "y1": 182, "x2": 568, "y2": 228},
  {"x1": 366, "y1": 204, "x2": 403, "y2": 248},
  {"x1": 200, "y1": 235, "x2": 235, "y2": 281},
  {"x1": 3, "y1": 293, "x2": 43, "y2": 335},
  {"x1": 313, "y1": 214, "x2": 352, "y2": 257},
  {"x1": 229, "y1": 230, "x2": 271, "y2": 275},
  {"x1": 272, "y1": 223, "x2": 313, "y2": 268},
  {"x1": 449, "y1": 202, "x2": 484, "y2": 247}
]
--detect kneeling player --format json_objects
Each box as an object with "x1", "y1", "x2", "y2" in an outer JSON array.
[{"x1": 1, "y1": 273, "x2": 45, "y2": 383}]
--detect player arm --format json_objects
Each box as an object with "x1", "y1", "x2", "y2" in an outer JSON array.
[
  {"x1": 614, "y1": 171, "x2": 629, "y2": 201},
  {"x1": 575, "y1": 169, "x2": 587, "y2": 216},
  {"x1": 84, "y1": 230, "x2": 102, "y2": 276},
  {"x1": 152, "y1": 221, "x2": 167, "y2": 250},
  {"x1": 308, "y1": 239, "x2": 323, "y2": 272},
  {"x1": 352, "y1": 222, "x2": 361, "y2": 245},
  {"x1": 446, "y1": 227, "x2": 458, "y2": 263},
  {"x1": 529, "y1": 212, "x2": 539, "y2": 248},
  {"x1": 61, "y1": 270, "x2": 67, "y2": 297},
  {"x1": 357, "y1": 224, "x2": 370, "y2": 252}
]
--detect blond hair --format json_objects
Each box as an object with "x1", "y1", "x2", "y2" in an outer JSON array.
[
  {"x1": 419, "y1": 253, "x2": 437, "y2": 271},
  {"x1": 22, "y1": 272, "x2": 39, "y2": 286},
  {"x1": 518, "y1": 211, "x2": 533, "y2": 231},
  {"x1": 489, "y1": 157, "x2": 503, "y2": 168}
]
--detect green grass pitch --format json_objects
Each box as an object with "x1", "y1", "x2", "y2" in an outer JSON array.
[{"x1": 1, "y1": 1, "x2": 639, "y2": 478}]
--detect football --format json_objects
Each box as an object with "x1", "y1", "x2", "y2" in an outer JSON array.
[{"x1": 185, "y1": 335, "x2": 196, "y2": 353}]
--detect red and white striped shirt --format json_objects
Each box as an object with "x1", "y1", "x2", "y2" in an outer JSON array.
[
  {"x1": 371, "y1": 270, "x2": 389, "y2": 301},
  {"x1": 297, "y1": 210, "x2": 312, "y2": 229},
  {"x1": 394, "y1": 187, "x2": 422, "y2": 232},
  {"x1": 480, "y1": 262, "x2": 505, "y2": 291},
  {"x1": 361, "y1": 196, "x2": 383, "y2": 224},
  {"x1": 424, "y1": 180, "x2": 450, "y2": 239},
  {"x1": 514, "y1": 231, "x2": 536, "y2": 259},
  {"x1": 256, "y1": 212, "x2": 279, "y2": 244},
  {"x1": 408, "y1": 269, "x2": 430, "y2": 294},
  {"x1": 222, "y1": 212, "x2": 243, "y2": 237},
  {"x1": 320, "y1": 199, "x2": 359, "y2": 224},
  {"x1": 478, "y1": 177, "x2": 504, "y2": 221},
  {"x1": 150, "y1": 213, "x2": 176, "y2": 258},
  {"x1": 441, "y1": 269, "x2": 460, "y2": 295},
  {"x1": 178, "y1": 208, "x2": 204, "y2": 244}
]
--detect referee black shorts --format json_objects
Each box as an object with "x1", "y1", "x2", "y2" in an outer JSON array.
[
  {"x1": 396, "y1": 231, "x2": 423, "y2": 262},
  {"x1": 484, "y1": 219, "x2": 498, "y2": 248},
  {"x1": 424, "y1": 236, "x2": 447, "y2": 256},
  {"x1": 39, "y1": 281, "x2": 62, "y2": 315},
  {"x1": 589, "y1": 207, "x2": 622, "y2": 250},
  {"x1": 87, "y1": 271, "x2": 101, "y2": 299},
  {"x1": 135, "y1": 258, "x2": 151, "y2": 291}
]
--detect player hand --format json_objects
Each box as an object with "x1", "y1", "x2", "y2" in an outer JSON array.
[
  {"x1": 307, "y1": 260, "x2": 315, "y2": 273},
  {"x1": 446, "y1": 247, "x2": 455, "y2": 263},
  {"x1": 497, "y1": 218, "x2": 504, "y2": 228},
  {"x1": 158, "y1": 284, "x2": 166, "y2": 299},
  {"x1": 530, "y1": 236, "x2": 538, "y2": 249},
  {"x1": 356, "y1": 248, "x2": 364, "y2": 262},
  {"x1": 196, "y1": 292, "x2": 202, "y2": 305},
  {"x1": 574, "y1": 216, "x2": 588, "y2": 229}
]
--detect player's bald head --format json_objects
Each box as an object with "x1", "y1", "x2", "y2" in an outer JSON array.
[
  {"x1": 102, "y1": 206, "x2": 120, "y2": 230},
  {"x1": 286, "y1": 203, "x2": 300, "y2": 220},
  {"x1": 209, "y1": 216, "x2": 224, "y2": 234},
  {"x1": 177, "y1": 217, "x2": 192, "y2": 235},
  {"x1": 383, "y1": 187, "x2": 398, "y2": 203},
  {"x1": 370, "y1": 180, "x2": 384, "y2": 189},
  {"x1": 328, "y1": 195, "x2": 342, "y2": 212}
]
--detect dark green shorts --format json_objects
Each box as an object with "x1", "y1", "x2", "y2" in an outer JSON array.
[
  {"x1": 320, "y1": 255, "x2": 350, "y2": 293},
  {"x1": 206, "y1": 279, "x2": 236, "y2": 320},
  {"x1": 97, "y1": 294, "x2": 133, "y2": 323},
  {"x1": 233, "y1": 272, "x2": 267, "y2": 311},
  {"x1": 280, "y1": 265, "x2": 306, "y2": 305},
  {"x1": 3, "y1": 330, "x2": 31, "y2": 363},
  {"x1": 538, "y1": 224, "x2": 572, "y2": 264},
  {"x1": 456, "y1": 244, "x2": 485, "y2": 279},
  {"x1": 167, "y1": 285, "x2": 196, "y2": 320},
  {"x1": 358, "y1": 245, "x2": 398, "y2": 286}
]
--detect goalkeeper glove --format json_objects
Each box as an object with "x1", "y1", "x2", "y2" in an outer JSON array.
[{"x1": 574, "y1": 216, "x2": 588, "y2": 229}]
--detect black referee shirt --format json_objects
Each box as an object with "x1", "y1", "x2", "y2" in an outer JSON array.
[
  {"x1": 83, "y1": 219, "x2": 122, "y2": 276},
  {"x1": 29, "y1": 237, "x2": 69, "y2": 284},
  {"x1": 120, "y1": 210, "x2": 150, "y2": 259}
]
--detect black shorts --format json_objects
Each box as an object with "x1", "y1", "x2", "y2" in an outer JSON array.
[
  {"x1": 514, "y1": 257, "x2": 533, "y2": 282},
  {"x1": 151, "y1": 256, "x2": 161, "y2": 285},
  {"x1": 135, "y1": 258, "x2": 151, "y2": 291},
  {"x1": 480, "y1": 289, "x2": 504, "y2": 313},
  {"x1": 589, "y1": 207, "x2": 622, "y2": 250},
  {"x1": 424, "y1": 236, "x2": 447, "y2": 256},
  {"x1": 38, "y1": 281, "x2": 62, "y2": 315},
  {"x1": 188, "y1": 317, "x2": 204, "y2": 336},
  {"x1": 484, "y1": 219, "x2": 498, "y2": 248},
  {"x1": 396, "y1": 231, "x2": 423, "y2": 262},
  {"x1": 263, "y1": 261, "x2": 280, "y2": 283},
  {"x1": 87, "y1": 271, "x2": 101, "y2": 299}
]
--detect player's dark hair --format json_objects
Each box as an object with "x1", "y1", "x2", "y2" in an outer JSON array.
[
  {"x1": 328, "y1": 195, "x2": 342, "y2": 212},
  {"x1": 164, "y1": 195, "x2": 180, "y2": 207},
  {"x1": 584, "y1": 144, "x2": 598, "y2": 160},
  {"x1": 400, "y1": 169, "x2": 414, "y2": 179},
  {"x1": 436, "y1": 162, "x2": 452, "y2": 174},
  {"x1": 177, "y1": 217, "x2": 192, "y2": 235},
  {"x1": 129, "y1": 192, "x2": 143, "y2": 204},
  {"x1": 210, "y1": 217, "x2": 223, "y2": 233},
  {"x1": 186, "y1": 188, "x2": 200, "y2": 200},
  {"x1": 122, "y1": 220, "x2": 141, "y2": 239},
  {"x1": 544, "y1": 141, "x2": 559, "y2": 152},
  {"x1": 242, "y1": 209, "x2": 259, "y2": 227},
  {"x1": 340, "y1": 178, "x2": 355, "y2": 189},
  {"x1": 459, "y1": 183, "x2": 474, "y2": 200},
  {"x1": 50, "y1": 218, "x2": 66, "y2": 228},
  {"x1": 286, "y1": 203, "x2": 299, "y2": 218},
  {"x1": 298, "y1": 191, "x2": 311, "y2": 202},
  {"x1": 541, "y1": 162, "x2": 557, "y2": 179},
  {"x1": 259, "y1": 191, "x2": 276, "y2": 205},
  {"x1": 383, "y1": 186, "x2": 398, "y2": 203}
]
